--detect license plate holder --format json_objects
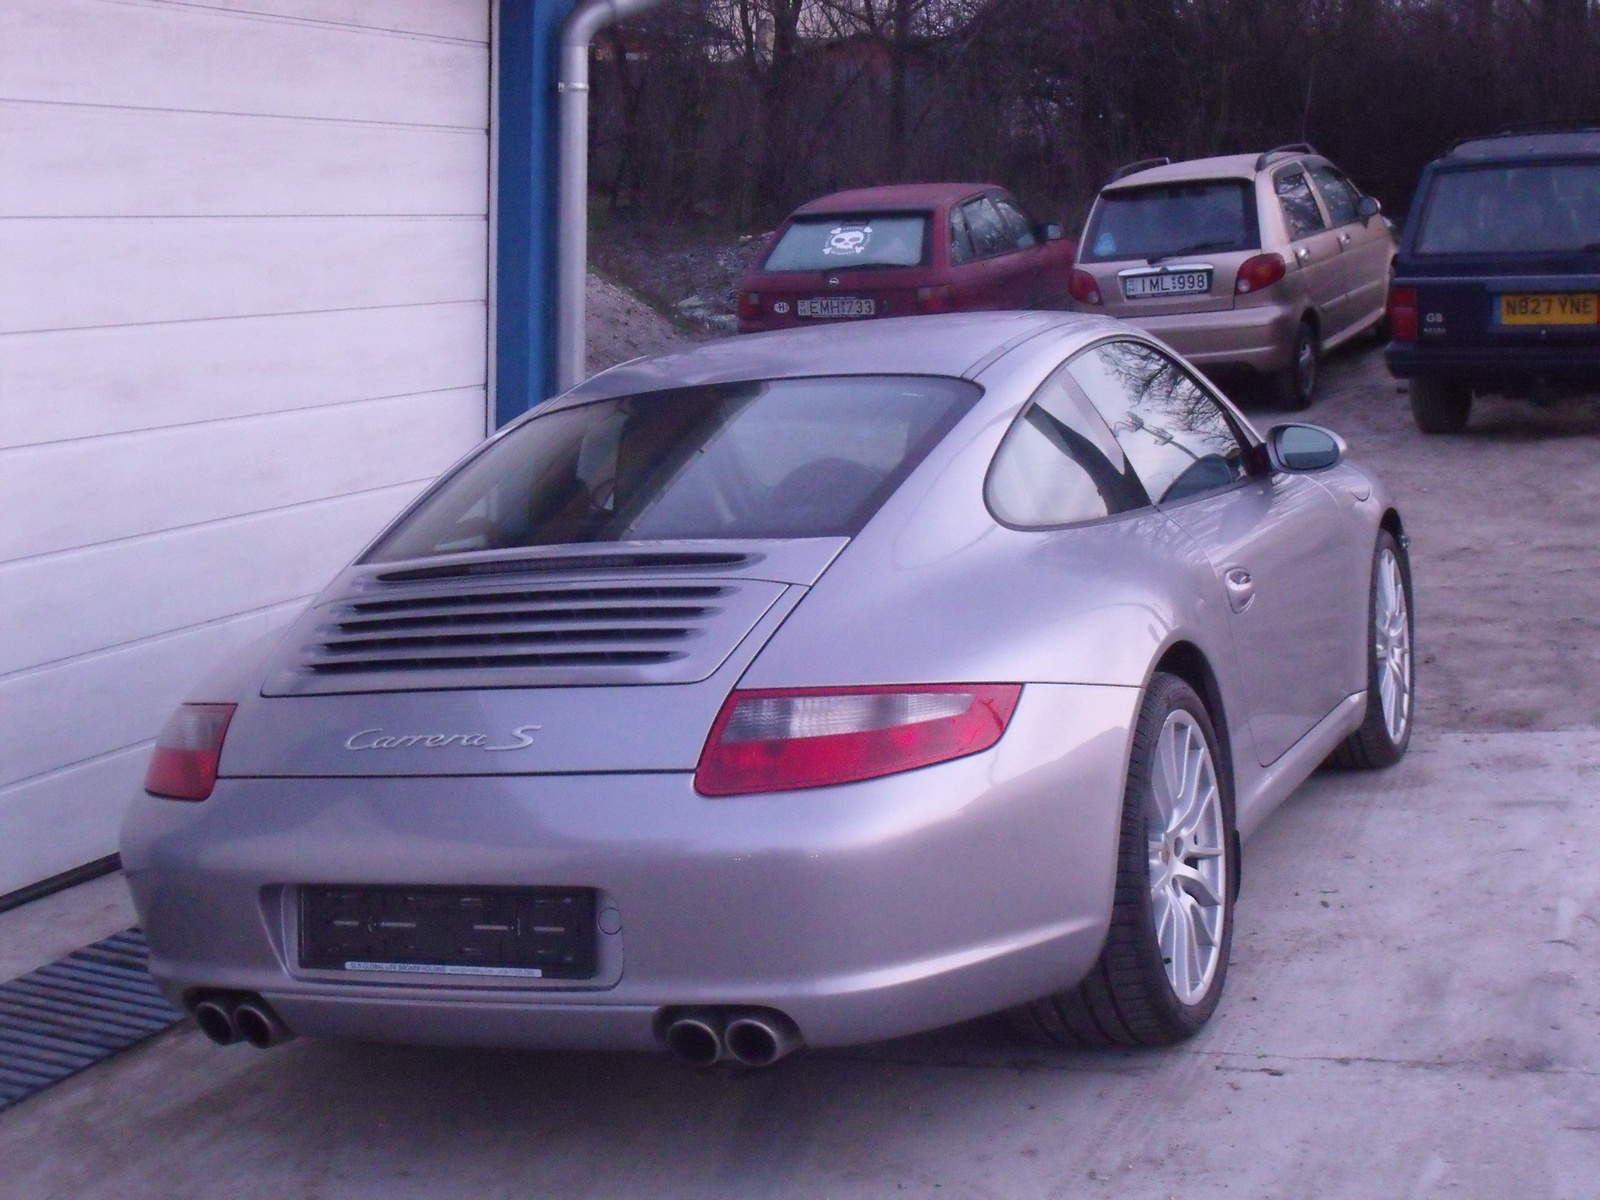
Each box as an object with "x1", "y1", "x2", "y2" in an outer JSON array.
[
  {"x1": 1122, "y1": 269, "x2": 1213, "y2": 300},
  {"x1": 797, "y1": 296, "x2": 876, "y2": 318},
  {"x1": 299, "y1": 885, "x2": 598, "y2": 980},
  {"x1": 1496, "y1": 293, "x2": 1599, "y2": 326}
]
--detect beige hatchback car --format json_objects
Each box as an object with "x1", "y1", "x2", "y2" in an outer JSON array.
[{"x1": 1067, "y1": 145, "x2": 1395, "y2": 408}]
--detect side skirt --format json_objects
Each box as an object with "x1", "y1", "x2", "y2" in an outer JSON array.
[{"x1": 1235, "y1": 691, "x2": 1366, "y2": 839}]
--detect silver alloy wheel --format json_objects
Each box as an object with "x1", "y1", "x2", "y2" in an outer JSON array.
[
  {"x1": 1375, "y1": 547, "x2": 1413, "y2": 743},
  {"x1": 1296, "y1": 327, "x2": 1317, "y2": 394},
  {"x1": 1147, "y1": 710, "x2": 1228, "y2": 1006}
]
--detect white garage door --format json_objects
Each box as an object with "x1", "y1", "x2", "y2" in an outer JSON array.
[{"x1": 0, "y1": 0, "x2": 493, "y2": 895}]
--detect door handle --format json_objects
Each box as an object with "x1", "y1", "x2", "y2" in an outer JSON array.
[
  {"x1": 1294, "y1": 246, "x2": 1311, "y2": 262},
  {"x1": 1337, "y1": 232, "x2": 1351, "y2": 247},
  {"x1": 1224, "y1": 568, "x2": 1255, "y2": 613}
]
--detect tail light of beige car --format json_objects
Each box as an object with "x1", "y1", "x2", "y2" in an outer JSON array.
[
  {"x1": 1068, "y1": 269, "x2": 1102, "y2": 306},
  {"x1": 916, "y1": 284, "x2": 957, "y2": 313},
  {"x1": 695, "y1": 685, "x2": 1022, "y2": 796},
  {"x1": 1234, "y1": 253, "x2": 1287, "y2": 294},
  {"x1": 737, "y1": 291, "x2": 763, "y2": 322},
  {"x1": 1387, "y1": 285, "x2": 1419, "y2": 342},
  {"x1": 144, "y1": 703, "x2": 236, "y2": 801}
]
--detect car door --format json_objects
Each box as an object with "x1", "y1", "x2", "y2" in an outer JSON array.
[
  {"x1": 1274, "y1": 165, "x2": 1346, "y2": 336},
  {"x1": 1309, "y1": 163, "x2": 1391, "y2": 332},
  {"x1": 1065, "y1": 338, "x2": 1352, "y2": 768},
  {"x1": 991, "y1": 193, "x2": 1067, "y2": 308}
]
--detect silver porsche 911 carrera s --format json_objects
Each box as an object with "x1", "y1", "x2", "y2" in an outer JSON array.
[{"x1": 122, "y1": 311, "x2": 1414, "y2": 1067}]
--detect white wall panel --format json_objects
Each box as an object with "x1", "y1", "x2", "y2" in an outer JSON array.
[
  {"x1": 1, "y1": 602, "x2": 307, "y2": 794},
  {"x1": 0, "y1": 103, "x2": 486, "y2": 218},
  {"x1": 3, "y1": 483, "x2": 428, "y2": 679},
  {"x1": 0, "y1": 303, "x2": 487, "y2": 450},
  {"x1": 2, "y1": 387, "x2": 482, "y2": 560},
  {"x1": 3, "y1": 0, "x2": 491, "y2": 891},
  {"x1": 183, "y1": 1, "x2": 490, "y2": 42},
  {"x1": 1, "y1": 217, "x2": 486, "y2": 335},
  {"x1": 0, "y1": 1, "x2": 488, "y2": 128},
  {"x1": 0, "y1": 748, "x2": 152, "y2": 896}
]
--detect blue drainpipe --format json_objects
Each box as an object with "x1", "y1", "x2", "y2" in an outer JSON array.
[{"x1": 494, "y1": 0, "x2": 578, "y2": 427}]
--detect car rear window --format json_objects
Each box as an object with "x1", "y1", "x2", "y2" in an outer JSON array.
[
  {"x1": 1081, "y1": 181, "x2": 1259, "y2": 263},
  {"x1": 761, "y1": 215, "x2": 931, "y2": 272},
  {"x1": 1416, "y1": 163, "x2": 1600, "y2": 254},
  {"x1": 365, "y1": 377, "x2": 980, "y2": 560}
]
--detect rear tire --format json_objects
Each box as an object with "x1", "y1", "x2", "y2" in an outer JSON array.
[
  {"x1": 1011, "y1": 674, "x2": 1235, "y2": 1048},
  {"x1": 1327, "y1": 531, "x2": 1415, "y2": 770},
  {"x1": 1409, "y1": 378, "x2": 1471, "y2": 434},
  {"x1": 1270, "y1": 319, "x2": 1319, "y2": 411}
]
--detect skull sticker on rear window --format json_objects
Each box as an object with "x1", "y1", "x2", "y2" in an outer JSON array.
[{"x1": 824, "y1": 224, "x2": 873, "y2": 256}]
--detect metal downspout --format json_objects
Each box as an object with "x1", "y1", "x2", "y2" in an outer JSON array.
[{"x1": 558, "y1": 0, "x2": 666, "y2": 392}]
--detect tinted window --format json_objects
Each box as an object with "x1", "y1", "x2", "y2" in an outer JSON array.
[
  {"x1": 949, "y1": 204, "x2": 976, "y2": 265},
  {"x1": 1310, "y1": 166, "x2": 1361, "y2": 226},
  {"x1": 1066, "y1": 341, "x2": 1249, "y2": 505},
  {"x1": 367, "y1": 377, "x2": 980, "y2": 561},
  {"x1": 1416, "y1": 163, "x2": 1600, "y2": 254},
  {"x1": 987, "y1": 365, "x2": 1149, "y2": 527},
  {"x1": 964, "y1": 198, "x2": 1010, "y2": 259},
  {"x1": 762, "y1": 215, "x2": 930, "y2": 272},
  {"x1": 1081, "y1": 181, "x2": 1259, "y2": 262},
  {"x1": 1276, "y1": 170, "x2": 1327, "y2": 239},
  {"x1": 993, "y1": 197, "x2": 1039, "y2": 251}
]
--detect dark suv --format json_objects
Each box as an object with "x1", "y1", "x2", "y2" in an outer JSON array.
[{"x1": 1387, "y1": 127, "x2": 1600, "y2": 432}]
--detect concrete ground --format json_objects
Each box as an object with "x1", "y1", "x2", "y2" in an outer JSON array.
[{"x1": 3, "y1": 342, "x2": 1598, "y2": 1199}]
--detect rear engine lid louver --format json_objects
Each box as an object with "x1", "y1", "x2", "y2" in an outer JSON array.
[{"x1": 263, "y1": 576, "x2": 792, "y2": 695}]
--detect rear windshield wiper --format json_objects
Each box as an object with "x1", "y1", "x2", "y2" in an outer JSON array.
[{"x1": 1147, "y1": 240, "x2": 1237, "y2": 264}]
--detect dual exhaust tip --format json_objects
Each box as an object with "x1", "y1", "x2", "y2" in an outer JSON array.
[
  {"x1": 661, "y1": 1008, "x2": 802, "y2": 1068},
  {"x1": 192, "y1": 993, "x2": 294, "y2": 1049}
]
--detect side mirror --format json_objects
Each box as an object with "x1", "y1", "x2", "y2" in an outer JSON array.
[
  {"x1": 1356, "y1": 195, "x2": 1382, "y2": 224},
  {"x1": 1267, "y1": 423, "x2": 1346, "y2": 472},
  {"x1": 1042, "y1": 223, "x2": 1065, "y2": 242}
]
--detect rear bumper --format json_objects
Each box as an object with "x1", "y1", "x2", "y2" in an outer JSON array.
[
  {"x1": 1115, "y1": 303, "x2": 1300, "y2": 373},
  {"x1": 121, "y1": 683, "x2": 1136, "y2": 1051},
  {"x1": 1386, "y1": 342, "x2": 1600, "y2": 383}
]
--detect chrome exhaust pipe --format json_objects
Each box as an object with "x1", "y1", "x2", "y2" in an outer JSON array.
[
  {"x1": 192, "y1": 998, "x2": 241, "y2": 1046},
  {"x1": 233, "y1": 998, "x2": 295, "y2": 1049},
  {"x1": 663, "y1": 1012, "x2": 725, "y2": 1067},
  {"x1": 723, "y1": 1011, "x2": 803, "y2": 1068}
]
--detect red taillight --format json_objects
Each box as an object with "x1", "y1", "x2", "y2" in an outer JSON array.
[
  {"x1": 1068, "y1": 269, "x2": 1102, "y2": 306},
  {"x1": 916, "y1": 284, "x2": 958, "y2": 313},
  {"x1": 1234, "y1": 253, "x2": 1287, "y2": 294},
  {"x1": 1387, "y1": 285, "x2": 1419, "y2": 342},
  {"x1": 737, "y1": 291, "x2": 763, "y2": 322},
  {"x1": 695, "y1": 685, "x2": 1022, "y2": 796},
  {"x1": 143, "y1": 703, "x2": 236, "y2": 801}
]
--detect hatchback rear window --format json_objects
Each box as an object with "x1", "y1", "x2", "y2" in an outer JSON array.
[
  {"x1": 1416, "y1": 163, "x2": 1600, "y2": 254},
  {"x1": 761, "y1": 215, "x2": 931, "y2": 272},
  {"x1": 365, "y1": 377, "x2": 980, "y2": 561},
  {"x1": 1081, "y1": 181, "x2": 1259, "y2": 263}
]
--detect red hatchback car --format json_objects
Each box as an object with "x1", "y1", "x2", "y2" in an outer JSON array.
[{"x1": 736, "y1": 183, "x2": 1077, "y2": 333}]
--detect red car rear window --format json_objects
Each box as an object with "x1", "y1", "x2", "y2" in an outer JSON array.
[{"x1": 762, "y1": 215, "x2": 931, "y2": 272}]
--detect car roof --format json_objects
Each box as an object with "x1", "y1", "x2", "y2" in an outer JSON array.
[
  {"x1": 792, "y1": 183, "x2": 995, "y2": 214},
  {"x1": 1443, "y1": 129, "x2": 1600, "y2": 163},
  {"x1": 1101, "y1": 153, "x2": 1263, "y2": 190},
  {"x1": 551, "y1": 312, "x2": 1105, "y2": 410}
]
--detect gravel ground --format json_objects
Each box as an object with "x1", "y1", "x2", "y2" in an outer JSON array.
[
  {"x1": 590, "y1": 220, "x2": 766, "y2": 336},
  {"x1": 1235, "y1": 341, "x2": 1600, "y2": 735},
  {"x1": 585, "y1": 273, "x2": 686, "y2": 373}
]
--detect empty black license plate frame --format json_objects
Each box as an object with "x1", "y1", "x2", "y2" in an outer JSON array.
[{"x1": 299, "y1": 885, "x2": 598, "y2": 981}]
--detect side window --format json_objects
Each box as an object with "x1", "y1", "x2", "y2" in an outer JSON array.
[
  {"x1": 1275, "y1": 169, "x2": 1328, "y2": 239},
  {"x1": 949, "y1": 204, "x2": 975, "y2": 265},
  {"x1": 1065, "y1": 340, "x2": 1250, "y2": 505},
  {"x1": 963, "y1": 198, "x2": 1009, "y2": 259},
  {"x1": 993, "y1": 197, "x2": 1039, "y2": 251},
  {"x1": 986, "y1": 363, "x2": 1149, "y2": 528},
  {"x1": 1310, "y1": 165, "x2": 1360, "y2": 226}
]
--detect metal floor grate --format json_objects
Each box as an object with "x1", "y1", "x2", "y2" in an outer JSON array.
[{"x1": 0, "y1": 928, "x2": 182, "y2": 1112}]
